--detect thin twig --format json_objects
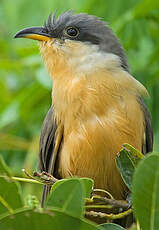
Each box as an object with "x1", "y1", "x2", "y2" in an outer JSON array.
[
  {"x1": 1, "y1": 169, "x2": 58, "y2": 186},
  {"x1": 85, "y1": 208, "x2": 132, "y2": 220},
  {"x1": 93, "y1": 188, "x2": 114, "y2": 199},
  {"x1": 22, "y1": 169, "x2": 58, "y2": 185},
  {"x1": 85, "y1": 204, "x2": 112, "y2": 209},
  {"x1": 0, "y1": 196, "x2": 14, "y2": 214},
  {"x1": 12, "y1": 176, "x2": 43, "y2": 184},
  {"x1": 22, "y1": 169, "x2": 35, "y2": 180},
  {"x1": 92, "y1": 195, "x2": 129, "y2": 209},
  {"x1": 33, "y1": 171, "x2": 58, "y2": 184},
  {"x1": 0, "y1": 175, "x2": 43, "y2": 184}
]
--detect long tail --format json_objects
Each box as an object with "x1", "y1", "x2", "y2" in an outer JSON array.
[{"x1": 41, "y1": 185, "x2": 52, "y2": 207}]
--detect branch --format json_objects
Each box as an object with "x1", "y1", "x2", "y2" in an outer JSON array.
[
  {"x1": 33, "y1": 171, "x2": 58, "y2": 184},
  {"x1": 91, "y1": 195, "x2": 129, "y2": 209},
  {"x1": 0, "y1": 175, "x2": 43, "y2": 184},
  {"x1": 85, "y1": 208, "x2": 132, "y2": 220},
  {"x1": 0, "y1": 170, "x2": 59, "y2": 186},
  {"x1": 0, "y1": 196, "x2": 14, "y2": 214}
]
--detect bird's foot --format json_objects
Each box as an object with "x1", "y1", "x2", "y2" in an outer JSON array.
[
  {"x1": 125, "y1": 192, "x2": 132, "y2": 209},
  {"x1": 33, "y1": 171, "x2": 58, "y2": 185}
]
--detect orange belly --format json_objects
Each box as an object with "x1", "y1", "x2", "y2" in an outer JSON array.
[{"x1": 57, "y1": 106, "x2": 144, "y2": 199}]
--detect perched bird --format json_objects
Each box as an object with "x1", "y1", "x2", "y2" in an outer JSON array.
[{"x1": 14, "y1": 11, "x2": 153, "y2": 208}]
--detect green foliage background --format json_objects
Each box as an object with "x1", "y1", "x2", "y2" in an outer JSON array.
[{"x1": 0, "y1": 0, "x2": 159, "y2": 198}]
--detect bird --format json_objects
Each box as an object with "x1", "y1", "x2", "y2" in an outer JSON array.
[{"x1": 14, "y1": 11, "x2": 153, "y2": 210}]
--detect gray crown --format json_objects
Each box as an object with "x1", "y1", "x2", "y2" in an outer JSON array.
[{"x1": 44, "y1": 11, "x2": 129, "y2": 71}]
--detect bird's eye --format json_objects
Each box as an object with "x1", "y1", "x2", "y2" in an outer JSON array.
[{"x1": 65, "y1": 27, "x2": 79, "y2": 38}]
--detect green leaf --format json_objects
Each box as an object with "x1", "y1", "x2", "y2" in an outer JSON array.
[
  {"x1": 0, "y1": 156, "x2": 23, "y2": 215},
  {"x1": 0, "y1": 208, "x2": 103, "y2": 230},
  {"x1": 51, "y1": 177, "x2": 93, "y2": 199},
  {"x1": 116, "y1": 148, "x2": 135, "y2": 190},
  {"x1": 0, "y1": 177, "x2": 23, "y2": 215},
  {"x1": 132, "y1": 154, "x2": 159, "y2": 230},
  {"x1": 46, "y1": 178, "x2": 85, "y2": 218},
  {"x1": 122, "y1": 143, "x2": 144, "y2": 161},
  {"x1": 116, "y1": 144, "x2": 143, "y2": 189},
  {"x1": 100, "y1": 223, "x2": 125, "y2": 229},
  {"x1": 79, "y1": 178, "x2": 94, "y2": 198}
]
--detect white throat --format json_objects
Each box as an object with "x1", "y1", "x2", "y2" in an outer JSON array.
[{"x1": 58, "y1": 40, "x2": 122, "y2": 74}]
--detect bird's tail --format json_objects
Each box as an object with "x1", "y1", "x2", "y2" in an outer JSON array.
[
  {"x1": 115, "y1": 213, "x2": 134, "y2": 228},
  {"x1": 41, "y1": 185, "x2": 52, "y2": 207}
]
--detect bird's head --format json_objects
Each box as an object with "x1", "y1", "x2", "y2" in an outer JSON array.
[{"x1": 14, "y1": 11, "x2": 129, "y2": 78}]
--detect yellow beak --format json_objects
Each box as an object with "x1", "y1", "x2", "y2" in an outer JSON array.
[{"x1": 14, "y1": 26, "x2": 51, "y2": 41}]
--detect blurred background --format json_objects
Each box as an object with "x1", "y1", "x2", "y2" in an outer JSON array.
[{"x1": 0, "y1": 0, "x2": 159, "y2": 198}]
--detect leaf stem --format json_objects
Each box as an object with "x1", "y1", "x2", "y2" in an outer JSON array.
[
  {"x1": 0, "y1": 196, "x2": 14, "y2": 214},
  {"x1": 93, "y1": 188, "x2": 114, "y2": 199},
  {"x1": 12, "y1": 176, "x2": 44, "y2": 184},
  {"x1": 0, "y1": 175, "x2": 43, "y2": 184}
]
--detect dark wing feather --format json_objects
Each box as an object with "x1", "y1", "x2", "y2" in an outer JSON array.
[
  {"x1": 38, "y1": 107, "x2": 57, "y2": 172},
  {"x1": 138, "y1": 96, "x2": 153, "y2": 154},
  {"x1": 38, "y1": 106, "x2": 57, "y2": 206}
]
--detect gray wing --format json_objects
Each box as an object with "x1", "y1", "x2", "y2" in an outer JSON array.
[
  {"x1": 38, "y1": 107, "x2": 57, "y2": 173},
  {"x1": 138, "y1": 96, "x2": 153, "y2": 154},
  {"x1": 38, "y1": 106, "x2": 58, "y2": 206}
]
